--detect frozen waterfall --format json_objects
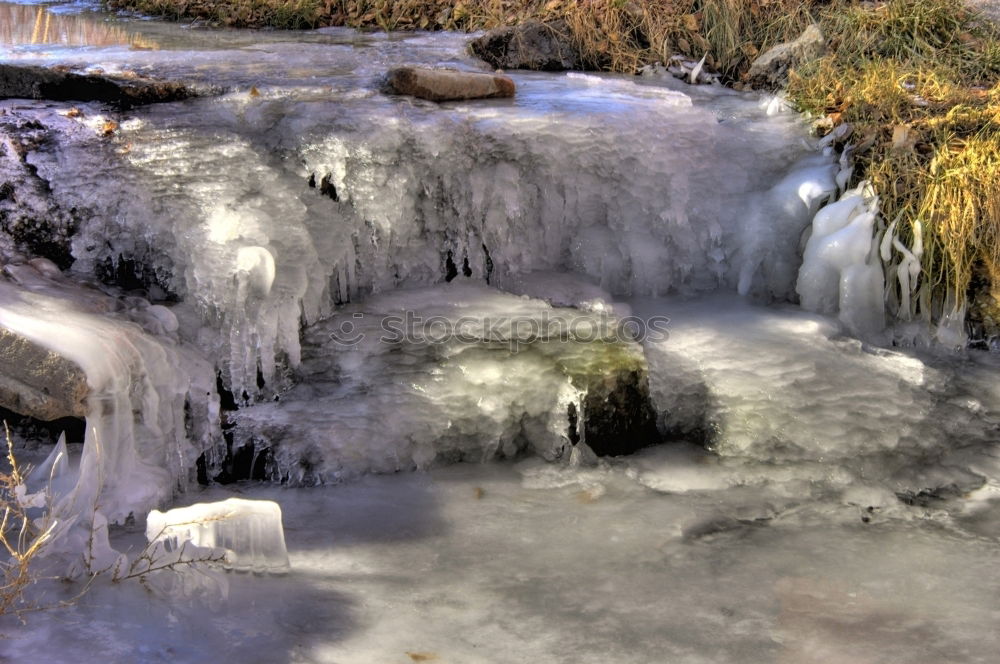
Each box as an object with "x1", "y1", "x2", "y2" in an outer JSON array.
[
  {"x1": 3, "y1": 9, "x2": 1000, "y2": 663},
  {"x1": 0, "y1": 19, "x2": 913, "y2": 579}
]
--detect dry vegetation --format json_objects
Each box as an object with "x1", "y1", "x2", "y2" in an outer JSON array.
[
  {"x1": 1, "y1": 424, "x2": 57, "y2": 617},
  {"x1": 789, "y1": 0, "x2": 1000, "y2": 324},
  {"x1": 102, "y1": 0, "x2": 1000, "y2": 326}
]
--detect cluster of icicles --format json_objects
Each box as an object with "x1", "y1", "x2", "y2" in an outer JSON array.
[{"x1": 795, "y1": 125, "x2": 955, "y2": 347}]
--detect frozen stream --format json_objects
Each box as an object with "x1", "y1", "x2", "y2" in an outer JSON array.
[{"x1": 1, "y1": 2, "x2": 999, "y2": 662}]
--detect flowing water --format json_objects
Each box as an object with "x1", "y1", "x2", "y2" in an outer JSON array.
[{"x1": 1, "y1": 3, "x2": 999, "y2": 662}]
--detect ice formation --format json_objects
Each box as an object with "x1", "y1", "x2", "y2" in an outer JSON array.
[
  {"x1": 0, "y1": 269, "x2": 219, "y2": 574},
  {"x1": 796, "y1": 183, "x2": 887, "y2": 339},
  {"x1": 235, "y1": 281, "x2": 648, "y2": 483},
  {"x1": 0, "y1": 15, "x2": 974, "y2": 580},
  {"x1": 145, "y1": 498, "x2": 290, "y2": 573},
  {"x1": 2, "y1": 41, "x2": 840, "y2": 403}
]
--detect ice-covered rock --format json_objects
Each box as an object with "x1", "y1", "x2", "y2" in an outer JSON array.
[
  {"x1": 636, "y1": 295, "x2": 968, "y2": 467},
  {"x1": 0, "y1": 114, "x2": 81, "y2": 269},
  {"x1": 146, "y1": 498, "x2": 289, "y2": 573},
  {"x1": 235, "y1": 281, "x2": 660, "y2": 484}
]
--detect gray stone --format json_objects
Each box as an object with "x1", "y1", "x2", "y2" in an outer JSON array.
[
  {"x1": 568, "y1": 354, "x2": 661, "y2": 458},
  {"x1": 746, "y1": 24, "x2": 826, "y2": 90},
  {"x1": 384, "y1": 66, "x2": 516, "y2": 102},
  {"x1": 470, "y1": 20, "x2": 581, "y2": 72},
  {"x1": 967, "y1": 0, "x2": 1000, "y2": 24},
  {"x1": 0, "y1": 326, "x2": 88, "y2": 421},
  {"x1": 0, "y1": 114, "x2": 81, "y2": 269},
  {"x1": 0, "y1": 64, "x2": 196, "y2": 109}
]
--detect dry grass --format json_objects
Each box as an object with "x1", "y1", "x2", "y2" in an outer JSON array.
[
  {"x1": 108, "y1": 0, "x2": 323, "y2": 28},
  {"x1": 789, "y1": 0, "x2": 1000, "y2": 319},
  {"x1": 105, "y1": 0, "x2": 817, "y2": 76},
  {"x1": 0, "y1": 423, "x2": 57, "y2": 617}
]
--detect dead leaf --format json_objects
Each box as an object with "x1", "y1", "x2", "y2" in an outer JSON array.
[
  {"x1": 249, "y1": 86, "x2": 260, "y2": 97},
  {"x1": 65, "y1": 107, "x2": 83, "y2": 118},
  {"x1": 473, "y1": 487, "x2": 485, "y2": 500},
  {"x1": 692, "y1": 34, "x2": 710, "y2": 52},
  {"x1": 406, "y1": 653, "x2": 438, "y2": 662},
  {"x1": 892, "y1": 124, "x2": 916, "y2": 152},
  {"x1": 854, "y1": 129, "x2": 879, "y2": 153},
  {"x1": 683, "y1": 14, "x2": 699, "y2": 32},
  {"x1": 100, "y1": 120, "x2": 118, "y2": 137}
]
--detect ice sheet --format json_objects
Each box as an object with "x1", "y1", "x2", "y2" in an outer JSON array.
[{"x1": 2, "y1": 23, "x2": 828, "y2": 401}]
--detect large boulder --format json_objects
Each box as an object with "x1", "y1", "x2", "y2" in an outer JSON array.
[
  {"x1": 470, "y1": 20, "x2": 581, "y2": 71},
  {"x1": 0, "y1": 64, "x2": 196, "y2": 109},
  {"x1": 746, "y1": 24, "x2": 825, "y2": 90},
  {"x1": 384, "y1": 67, "x2": 515, "y2": 102},
  {"x1": 0, "y1": 325, "x2": 88, "y2": 421}
]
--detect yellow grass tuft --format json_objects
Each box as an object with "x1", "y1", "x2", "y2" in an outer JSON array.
[{"x1": 789, "y1": 0, "x2": 1000, "y2": 319}]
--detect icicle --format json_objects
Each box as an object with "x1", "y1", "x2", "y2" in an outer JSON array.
[
  {"x1": 146, "y1": 498, "x2": 290, "y2": 574},
  {"x1": 689, "y1": 53, "x2": 707, "y2": 85},
  {"x1": 891, "y1": 236, "x2": 920, "y2": 320},
  {"x1": 27, "y1": 432, "x2": 68, "y2": 490},
  {"x1": 796, "y1": 183, "x2": 886, "y2": 338},
  {"x1": 935, "y1": 295, "x2": 968, "y2": 349}
]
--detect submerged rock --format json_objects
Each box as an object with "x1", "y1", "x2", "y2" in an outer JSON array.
[
  {"x1": 470, "y1": 20, "x2": 581, "y2": 72},
  {"x1": 384, "y1": 66, "x2": 515, "y2": 102},
  {"x1": 0, "y1": 64, "x2": 196, "y2": 109},
  {"x1": 745, "y1": 24, "x2": 825, "y2": 90}
]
